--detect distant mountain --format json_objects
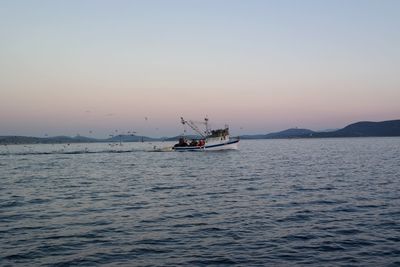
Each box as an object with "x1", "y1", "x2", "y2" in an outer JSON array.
[
  {"x1": 0, "y1": 135, "x2": 98, "y2": 144},
  {"x1": 71, "y1": 135, "x2": 98, "y2": 142},
  {"x1": 318, "y1": 128, "x2": 339, "y2": 132},
  {"x1": 241, "y1": 128, "x2": 315, "y2": 139},
  {"x1": 0, "y1": 136, "x2": 43, "y2": 144},
  {"x1": 240, "y1": 120, "x2": 400, "y2": 139},
  {"x1": 48, "y1": 135, "x2": 98, "y2": 143},
  {"x1": 314, "y1": 120, "x2": 400, "y2": 137},
  {"x1": 105, "y1": 134, "x2": 158, "y2": 142},
  {"x1": 264, "y1": 128, "x2": 315, "y2": 139}
]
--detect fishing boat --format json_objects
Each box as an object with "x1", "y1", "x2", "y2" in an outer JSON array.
[{"x1": 173, "y1": 117, "x2": 239, "y2": 151}]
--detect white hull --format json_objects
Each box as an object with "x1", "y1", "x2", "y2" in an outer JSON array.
[{"x1": 204, "y1": 140, "x2": 239, "y2": 151}]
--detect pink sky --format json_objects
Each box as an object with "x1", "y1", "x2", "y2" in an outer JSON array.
[{"x1": 0, "y1": 1, "x2": 399, "y2": 137}]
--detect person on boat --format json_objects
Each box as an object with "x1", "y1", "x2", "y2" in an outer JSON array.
[
  {"x1": 190, "y1": 140, "x2": 198, "y2": 147},
  {"x1": 198, "y1": 139, "x2": 205, "y2": 146},
  {"x1": 174, "y1": 137, "x2": 188, "y2": 147}
]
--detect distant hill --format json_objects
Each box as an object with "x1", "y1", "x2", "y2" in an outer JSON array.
[
  {"x1": 48, "y1": 135, "x2": 98, "y2": 143},
  {"x1": 264, "y1": 128, "x2": 315, "y2": 139},
  {"x1": 105, "y1": 134, "x2": 158, "y2": 142},
  {"x1": 241, "y1": 128, "x2": 315, "y2": 139},
  {"x1": 240, "y1": 120, "x2": 400, "y2": 139},
  {"x1": 0, "y1": 135, "x2": 98, "y2": 144},
  {"x1": 0, "y1": 136, "x2": 43, "y2": 144},
  {"x1": 314, "y1": 120, "x2": 400, "y2": 137}
]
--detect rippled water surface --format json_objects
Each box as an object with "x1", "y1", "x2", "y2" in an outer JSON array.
[{"x1": 1, "y1": 138, "x2": 400, "y2": 266}]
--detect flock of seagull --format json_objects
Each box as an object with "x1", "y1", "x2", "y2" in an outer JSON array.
[{"x1": 1, "y1": 115, "x2": 159, "y2": 154}]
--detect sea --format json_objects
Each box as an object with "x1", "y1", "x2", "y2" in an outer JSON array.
[{"x1": 1, "y1": 138, "x2": 399, "y2": 266}]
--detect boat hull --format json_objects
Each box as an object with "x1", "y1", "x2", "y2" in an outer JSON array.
[
  {"x1": 204, "y1": 139, "x2": 239, "y2": 151},
  {"x1": 173, "y1": 139, "x2": 239, "y2": 151}
]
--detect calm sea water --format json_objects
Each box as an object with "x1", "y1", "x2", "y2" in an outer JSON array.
[{"x1": 1, "y1": 138, "x2": 399, "y2": 266}]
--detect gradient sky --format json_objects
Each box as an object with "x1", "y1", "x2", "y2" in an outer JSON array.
[{"x1": 1, "y1": 0, "x2": 399, "y2": 137}]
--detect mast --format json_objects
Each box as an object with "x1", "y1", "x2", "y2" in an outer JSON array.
[
  {"x1": 180, "y1": 117, "x2": 186, "y2": 137},
  {"x1": 205, "y1": 117, "x2": 210, "y2": 136},
  {"x1": 180, "y1": 117, "x2": 206, "y2": 138}
]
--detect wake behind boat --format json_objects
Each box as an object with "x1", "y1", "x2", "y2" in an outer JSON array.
[{"x1": 172, "y1": 117, "x2": 239, "y2": 151}]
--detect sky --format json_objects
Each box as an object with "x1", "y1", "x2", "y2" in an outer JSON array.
[{"x1": 1, "y1": 0, "x2": 399, "y2": 137}]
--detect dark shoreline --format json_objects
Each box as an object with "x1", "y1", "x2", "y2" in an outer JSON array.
[{"x1": 1, "y1": 119, "x2": 399, "y2": 145}]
